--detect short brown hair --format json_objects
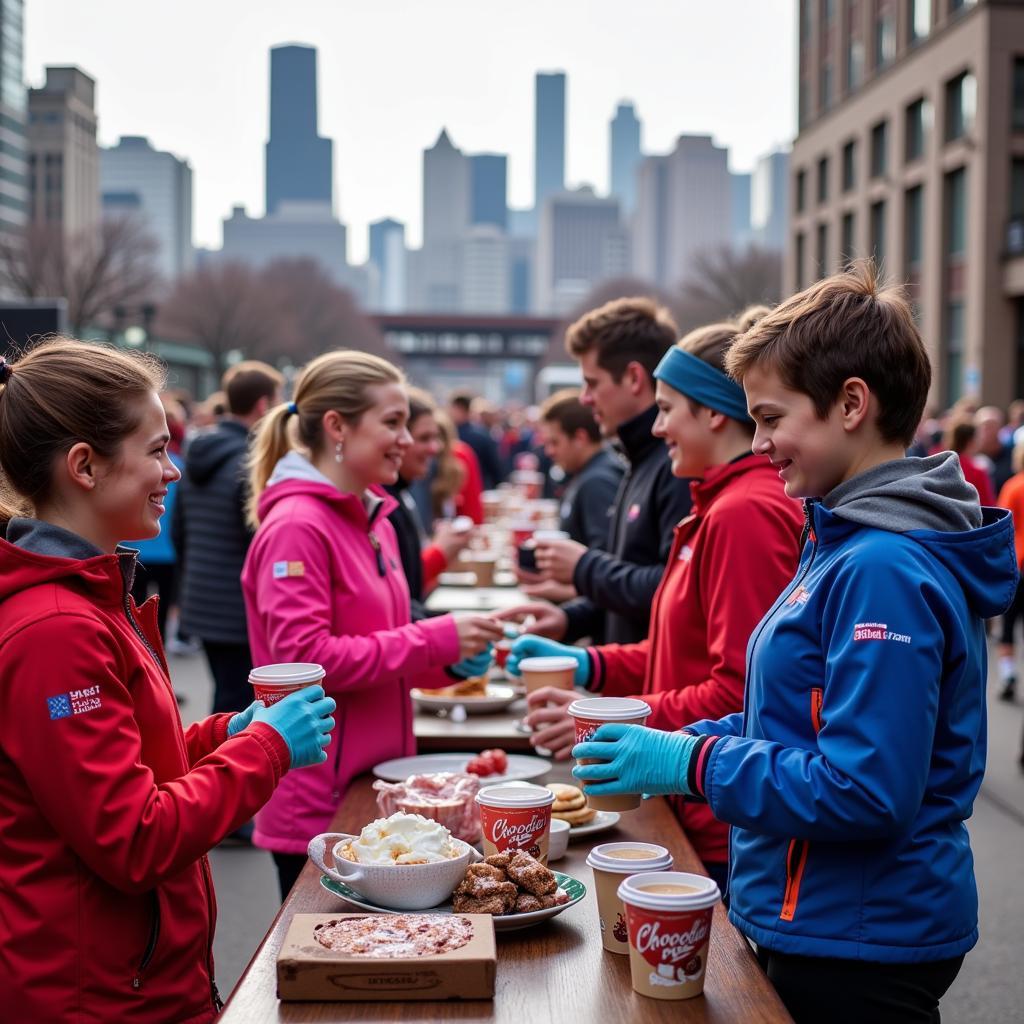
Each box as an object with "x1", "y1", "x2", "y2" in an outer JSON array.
[
  {"x1": 540, "y1": 389, "x2": 601, "y2": 443},
  {"x1": 222, "y1": 360, "x2": 284, "y2": 417},
  {"x1": 725, "y1": 261, "x2": 931, "y2": 446},
  {"x1": 565, "y1": 297, "x2": 678, "y2": 383}
]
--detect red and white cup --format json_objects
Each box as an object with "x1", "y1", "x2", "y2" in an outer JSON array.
[
  {"x1": 475, "y1": 783, "x2": 555, "y2": 865},
  {"x1": 248, "y1": 663, "x2": 325, "y2": 707},
  {"x1": 617, "y1": 871, "x2": 720, "y2": 1001},
  {"x1": 568, "y1": 696, "x2": 651, "y2": 812}
]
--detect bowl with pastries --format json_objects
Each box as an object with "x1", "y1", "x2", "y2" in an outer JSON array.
[{"x1": 411, "y1": 676, "x2": 520, "y2": 714}]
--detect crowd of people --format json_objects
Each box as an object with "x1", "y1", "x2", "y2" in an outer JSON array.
[{"x1": 0, "y1": 258, "x2": 1018, "y2": 1023}]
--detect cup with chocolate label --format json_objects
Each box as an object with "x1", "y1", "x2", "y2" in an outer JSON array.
[
  {"x1": 617, "y1": 871, "x2": 720, "y2": 1001},
  {"x1": 475, "y1": 783, "x2": 555, "y2": 866},
  {"x1": 568, "y1": 696, "x2": 652, "y2": 811},
  {"x1": 586, "y1": 843, "x2": 673, "y2": 954},
  {"x1": 249, "y1": 662, "x2": 326, "y2": 707}
]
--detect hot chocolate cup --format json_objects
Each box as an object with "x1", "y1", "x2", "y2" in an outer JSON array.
[
  {"x1": 617, "y1": 871, "x2": 720, "y2": 1001},
  {"x1": 586, "y1": 843, "x2": 673, "y2": 954},
  {"x1": 568, "y1": 697, "x2": 651, "y2": 811},
  {"x1": 248, "y1": 663, "x2": 325, "y2": 707},
  {"x1": 518, "y1": 655, "x2": 577, "y2": 694},
  {"x1": 475, "y1": 783, "x2": 555, "y2": 865}
]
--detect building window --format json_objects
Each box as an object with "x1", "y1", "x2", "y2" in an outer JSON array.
[
  {"x1": 842, "y1": 140, "x2": 857, "y2": 191},
  {"x1": 944, "y1": 167, "x2": 967, "y2": 405},
  {"x1": 800, "y1": 0, "x2": 813, "y2": 43},
  {"x1": 817, "y1": 156, "x2": 830, "y2": 204},
  {"x1": 875, "y1": 7, "x2": 896, "y2": 69},
  {"x1": 909, "y1": 0, "x2": 931, "y2": 43},
  {"x1": 821, "y1": 61, "x2": 835, "y2": 112},
  {"x1": 796, "y1": 169, "x2": 807, "y2": 213},
  {"x1": 949, "y1": 0, "x2": 976, "y2": 14},
  {"x1": 1012, "y1": 58, "x2": 1024, "y2": 131},
  {"x1": 905, "y1": 97, "x2": 931, "y2": 162},
  {"x1": 1011, "y1": 158, "x2": 1024, "y2": 220},
  {"x1": 817, "y1": 222, "x2": 830, "y2": 279},
  {"x1": 871, "y1": 120, "x2": 889, "y2": 178},
  {"x1": 870, "y1": 199, "x2": 887, "y2": 269},
  {"x1": 945, "y1": 71, "x2": 977, "y2": 141},
  {"x1": 799, "y1": 77, "x2": 810, "y2": 129},
  {"x1": 795, "y1": 231, "x2": 806, "y2": 290},
  {"x1": 946, "y1": 167, "x2": 967, "y2": 258},
  {"x1": 846, "y1": 0, "x2": 864, "y2": 91},
  {"x1": 945, "y1": 302, "x2": 964, "y2": 404},
  {"x1": 841, "y1": 211, "x2": 856, "y2": 266},
  {"x1": 905, "y1": 185, "x2": 924, "y2": 275}
]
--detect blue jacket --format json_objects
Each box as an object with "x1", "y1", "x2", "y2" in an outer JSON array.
[{"x1": 687, "y1": 455, "x2": 1017, "y2": 962}]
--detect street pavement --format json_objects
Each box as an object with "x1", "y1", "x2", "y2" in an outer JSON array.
[{"x1": 172, "y1": 646, "x2": 1024, "y2": 1020}]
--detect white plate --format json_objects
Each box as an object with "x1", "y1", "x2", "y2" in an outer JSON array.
[
  {"x1": 411, "y1": 683, "x2": 520, "y2": 715},
  {"x1": 565, "y1": 810, "x2": 621, "y2": 839},
  {"x1": 372, "y1": 752, "x2": 551, "y2": 784}
]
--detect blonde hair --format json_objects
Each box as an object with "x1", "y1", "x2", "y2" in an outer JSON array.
[
  {"x1": 247, "y1": 350, "x2": 404, "y2": 526},
  {"x1": 430, "y1": 410, "x2": 465, "y2": 519}
]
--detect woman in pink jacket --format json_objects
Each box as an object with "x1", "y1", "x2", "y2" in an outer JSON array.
[{"x1": 243, "y1": 351, "x2": 504, "y2": 895}]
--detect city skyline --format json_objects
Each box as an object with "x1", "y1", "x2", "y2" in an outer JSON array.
[{"x1": 24, "y1": 0, "x2": 796, "y2": 263}]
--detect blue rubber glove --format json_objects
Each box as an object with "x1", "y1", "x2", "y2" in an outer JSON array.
[
  {"x1": 507, "y1": 634, "x2": 591, "y2": 687},
  {"x1": 448, "y1": 644, "x2": 494, "y2": 680},
  {"x1": 227, "y1": 700, "x2": 260, "y2": 737},
  {"x1": 250, "y1": 685, "x2": 337, "y2": 770},
  {"x1": 572, "y1": 723, "x2": 700, "y2": 797}
]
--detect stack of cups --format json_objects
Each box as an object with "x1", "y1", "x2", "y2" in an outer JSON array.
[
  {"x1": 475, "y1": 784, "x2": 555, "y2": 865},
  {"x1": 248, "y1": 663, "x2": 325, "y2": 706},
  {"x1": 567, "y1": 697, "x2": 652, "y2": 811}
]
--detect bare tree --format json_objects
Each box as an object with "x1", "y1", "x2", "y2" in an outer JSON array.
[
  {"x1": 0, "y1": 217, "x2": 160, "y2": 334},
  {"x1": 677, "y1": 246, "x2": 783, "y2": 329}
]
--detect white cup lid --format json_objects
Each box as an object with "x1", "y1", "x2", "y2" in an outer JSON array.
[
  {"x1": 568, "y1": 697, "x2": 651, "y2": 722},
  {"x1": 533, "y1": 530, "x2": 570, "y2": 542},
  {"x1": 248, "y1": 662, "x2": 325, "y2": 686},
  {"x1": 475, "y1": 784, "x2": 555, "y2": 808},
  {"x1": 617, "y1": 871, "x2": 720, "y2": 911},
  {"x1": 586, "y1": 842, "x2": 673, "y2": 874},
  {"x1": 518, "y1": 656, "x2": 578, "y2": 673}
]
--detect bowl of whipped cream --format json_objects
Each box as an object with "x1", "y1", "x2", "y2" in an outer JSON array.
[{"x1": 308, "y1": 812, "x2": 481, "y2": 910}]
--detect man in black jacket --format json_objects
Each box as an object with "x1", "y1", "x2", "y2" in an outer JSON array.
[
  {"x1": 449, "y1": 391, "x2": 504, "y2": 491},
  {"x1": 173, "y1": 361, "x2": 282, "y2": 714},
  {"x1": 504, "y1": 297, "x2": 693, "y2": 644}
]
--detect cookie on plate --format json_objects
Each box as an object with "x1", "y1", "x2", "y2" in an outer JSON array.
[
  {"x1": 546, "y1": 783, "x2": 585, "y2": 813},
  {"x1": 553, "y1": 804, "x2": 597, "y2": 827}
]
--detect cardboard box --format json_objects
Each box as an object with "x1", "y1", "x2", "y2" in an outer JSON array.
[{"x1": 276, "y1": 913, "x2": 497, "y2": 1002}]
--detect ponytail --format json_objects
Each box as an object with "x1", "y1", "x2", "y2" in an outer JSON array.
[{"x1": 246, "y1": 402, "x2": 296, "y2": 528}]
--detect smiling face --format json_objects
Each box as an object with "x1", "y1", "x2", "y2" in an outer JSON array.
[
  {"x1": 400, "y1": 410, "x2": 442, "y2": 482},
  {"x1": 652, "y1": 380, "x2": 716, "y2": 478},
  {"x1": 339, "y1": 382, "x2": 413, "y2": 488}
]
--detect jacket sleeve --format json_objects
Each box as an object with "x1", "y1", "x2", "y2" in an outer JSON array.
[
  {"x1": 250, "y1": 519, "x2": 461, "y2": 692},
  {"x1": 0, "y1": 614, "x2": 289, "y2": 895},
  {"x1": 421, "y1": 544, "x2": 447, "y2": 589},
  {"x1": 701, "y1": 547, "x2": 951, "y2": 841},
  {"x1": 576, "y1": 475, "x2": 617, "y2": 550},
  {"x1": 183, "y1": 713, "x2": 235, "y2": 765},
  {"x1": 561, "y1": 595, "x2": 605, "y2": 644},
  {"x1": 588, "y1": 639, "x2": 651, "y2": 696},
  {"x1": 684, "y1": 712, "x2": 744, "y2": 738}
]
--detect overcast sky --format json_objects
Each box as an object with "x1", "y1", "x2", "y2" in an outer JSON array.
[{"x1": 26, "y1": 0, "x2": 796, "y2": 262}]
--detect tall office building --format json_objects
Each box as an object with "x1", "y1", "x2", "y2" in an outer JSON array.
[
  {"x1": 790, "y1": 0, "x2": 1023, "y2": 404},
  {"x1": 265, "y1": 44, "x2": 333, "y2": 215},
  {"x1": 0, "y1": 0, "x2": 27, "y2": 241},
  {"x1": 368, "y1": 217, "x2": 406, "y2": 311},
  {"x1": 470, "y1": 153, "x2": 508, "y2": 230},
  {"x1": 609, "y1": 101, "x2": 642, "y2": 216},
  {"x1": 751, "y1": 148, "x2": 788, "y2": 252},
  {"x1": 633, "y1": 134, "x2": 732, "y2": 291},
  {"x1": 101, "y1": 135, "x2": 193, "y2": 280},
  {"x1": 534, "y1": 72, "x2": 566, "y2": 212},
  {"x1": 28, "y1": 66, "x2": 99, "y2": 237},
  {"x1": 461, "y1": 225, "x2": 510, "y2": 313},
  {"x1": 731, "y1": 171, "x2": 753, "y2": 250}
]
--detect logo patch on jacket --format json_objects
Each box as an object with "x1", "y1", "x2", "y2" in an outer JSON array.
[
  {"x1": 47, "y1": 686, "x2": 102, "y2": 720},
  {"x1": 853, "y1": 622, "x2": 911, "y2": 644},
  {"x1": 627, "y1": 503, "x2": 641, "y2": 522},
  {"x1": 677, "y1": 544, "x2": 693, "y2": 563},
  {"x1": 786, "y1": 585, "x2": 811, "y2": 606},
  {"x1": 273, "y1": 561, "x2": 305, "y2": 578}
]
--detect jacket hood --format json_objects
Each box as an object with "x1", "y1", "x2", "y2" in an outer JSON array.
[
  {"x1": 817, "y1": 453, "x2": 1017, "y2": 618},
  {"x1": 257, "y1": 450, "x2": 396, "y2": 525},
  {"x1": 185, "y1": 419, "x2": 249, "y2": 485}
]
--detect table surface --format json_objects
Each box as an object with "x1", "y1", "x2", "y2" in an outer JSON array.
[
  {"x1": 424, "y1": 586, "x2": 528, "y2": 614},
  {"x1": 413, "y1": 696, "x2": 535, "y2": 753},
  {"x1": 220, "y1": 778, "x2": 792, "y2": 1023}
]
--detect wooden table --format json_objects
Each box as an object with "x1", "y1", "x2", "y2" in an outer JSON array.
[
  {"x1": 424, "y1": 586, "x2": 528, "y2": 614},
  {"x1": 220, "y1": 778, "x2": 792, "y2": 1023},
  {"x1": 413, "y1": 701, "x2": 534, "y2": 753}
]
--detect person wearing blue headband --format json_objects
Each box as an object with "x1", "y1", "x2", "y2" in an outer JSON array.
[{"x1": 512, "y1": 321, "x2": 803, "y2": 896}]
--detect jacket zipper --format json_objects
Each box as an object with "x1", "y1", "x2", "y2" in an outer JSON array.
[
  {"x1": 200, "y1": 857, "x2": 223, "y2": 1011},
  {"x1": 132, "y1": 892, "x2": 161, "y2": 989},
  {"x1": 780, "y1": 838, "x2": 810, "y2": 922},
  {"x1": 122, "y1": 589, "x2": 163, "y2": 671}
]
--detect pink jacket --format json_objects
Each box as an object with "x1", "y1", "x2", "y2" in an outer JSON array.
[{"x1": 242, "y1": 453, "x2": 460, "y2": 853}]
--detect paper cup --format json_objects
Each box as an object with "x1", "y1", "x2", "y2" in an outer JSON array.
[
  {"x1": 509, "y1": 520, "x2": 535, "y2": 548},
  {"x1": 586, "y1": 843, "x2": 673, "y2": 954},
  {"x1": 495, "y1": 639, "x2": 513, "y2": 671},
  {"x1": 568, "y1": 697, "x2": 651, "y2": 812},
  {"x1": 617, "y1": 872, "x2": 720, "y2": 1000},
  {"x1": 249, "y1": 663, "x2": 325, "y2": 707},
  {"x1": 519, "y1": 655, "x2": 577, "y2": 694},
  {"x1": 475, "y1": 784, "x2": 555, "y2": 865}
]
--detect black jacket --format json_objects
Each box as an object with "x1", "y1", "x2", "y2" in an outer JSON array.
[
  {"x1": 457, "y1": 421, "x2": 503, "y2": 491},
  {"x1": 559, "y1": 447, "x2": 624, "y2": 549},
  {"x1": 172, "y1": 419, "x2": 253, "y2": 644},
  {"x1": 562, "y1": 405, "x2": 694, "y2": 645},
  {"x1": 385, "y1": 478, "x2": 432, "y2": 622}
]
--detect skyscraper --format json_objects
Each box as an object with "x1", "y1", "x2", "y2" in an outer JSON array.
[
  {"x1": 470, "y1": 153, "x2": 508, "y2": 231},
  {"x1": 750, "y1": 148, "x2": 788, "y2": 252},
  {"x1": 534, "y1": 72, "x2": 566, "y2": 212},
  {"x1": 0, "y1": 0, "x2": 27, "y2": 241},
  {"x1": 368, "y1": 217, "x2": 406, "y2": 312},
  {"x1": 730, "y1": 171, "x2": 753, "y2": 250},
  {"x1": 609, "y1": 101, "x2": 642, "y2": 216},
  {"x1": 265, "y1": 44, "x2": 332, "y2": 215}
]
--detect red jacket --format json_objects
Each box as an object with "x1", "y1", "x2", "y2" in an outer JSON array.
[
  {"x1": 0, "y1": 537, "x2": 289, "y2": 1023},
  {"x1": 453, "y1": 440, "x2": 485, "y2": 523},
  {"x1": 588, "y1": 455, "x2": 803, "y2": 864}
]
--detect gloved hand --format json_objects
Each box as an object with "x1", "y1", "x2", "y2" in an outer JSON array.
[
  {"x1": 571, "y1": 723, "x2": 700, "y2": 797},
  {"x1": 227, "y1": 700, "x2": 260, "y2": 737},
  {"x1": 250, "y1": 685, "x2": 337, "y2": 770},
  {"x1": 448, "y1": 644, "x2": 494, "y2": 680},
  {"x1": 507, "y1": 635, "x2": 591, "y2": 687}
]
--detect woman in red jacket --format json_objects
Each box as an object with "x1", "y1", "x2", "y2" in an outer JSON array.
[
  {"x1": 0, "y1": 339, "x2": 335, "y2": 1024},
  {"x1": 511, "y1": 324, "x2": 804, "y2": 894}
]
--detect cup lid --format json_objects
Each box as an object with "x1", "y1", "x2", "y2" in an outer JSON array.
[
  {"x1": 568, "y1": 697, "x2": 651, "y2": 722},
  {"x1": 533, "y1": 530, "x2": 570, "y2": 542},
  {"x1": 248, "y1": 663, "x2": 326, "y2": 686},
  {"x1": 475, "y1": 784, "x2": 555, "y2": 809},
  {"x1": 617, "y1": 871, "x2": 720, "y2": 911},
  {"x1": 518, "y1": 656, "x2": 579, "y2": 673},
  {"x1": 586, "y1": 842, "x2": 673, "y2": 873}
]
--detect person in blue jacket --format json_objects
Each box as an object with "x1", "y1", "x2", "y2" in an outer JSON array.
[{"x1": 572, "y1": 262, "x2": 1018, "y2": 1024}]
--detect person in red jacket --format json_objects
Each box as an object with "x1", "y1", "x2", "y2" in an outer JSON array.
[
  {"x1": 509, "y1": 323, "x2": 804, "y2": 895},
  {"x1": 0, "y1": 339, "x2": 335, "y2": 1024}
]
